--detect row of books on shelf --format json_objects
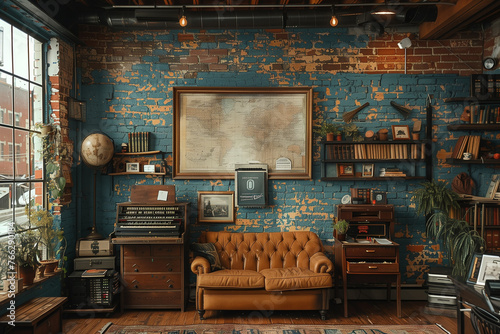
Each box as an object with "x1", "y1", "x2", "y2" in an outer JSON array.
[
  {"x1": 326, "y1": 143, "x2": 425, "y2": 160},
  {"x1": 128, "y1": 132, "x2": 150, "y2": 153},
  {"x1": 472, "y1": 74, "x2": 500, "y2": 99},
  {"x1": 464, "y1": 105, "x2": 500, "y2": 124},
  {"x1": 451, "y1": 135, "x2": 480, "y2": 159},
  {"x1": 485, "y1": 230, "x2": 500, "y2": 249}
]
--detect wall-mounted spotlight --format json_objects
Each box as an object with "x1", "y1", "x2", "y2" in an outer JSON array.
[
  {"x1": 330, "y1": 6, "x2": 339, "y2": 27},
  {"x1": 398, "y1": 37, "x2": 412, "y2": 74},
  {"x1": 179, "y1": 6, "x2": 188, "y2": 27}
]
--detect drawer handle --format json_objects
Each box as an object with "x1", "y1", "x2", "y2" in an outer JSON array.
[
  {"x1": 365, "y1": 250, "x2": 375, "y2": 253},
  {"x1": 368, "y1": 266, "x2": 378, "y2": 269}
]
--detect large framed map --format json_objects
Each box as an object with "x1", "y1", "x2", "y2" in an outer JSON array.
[{"x1": 173, "y1": 87, "x2": 312, "y2": 179}]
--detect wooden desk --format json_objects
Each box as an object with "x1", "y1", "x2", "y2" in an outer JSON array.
[
  {"x1": 334, "y1": 238, "x2": 401, "y2": 318},
  {"x1": 450, "y1": 277, "x2": 498, "y2": 334}
]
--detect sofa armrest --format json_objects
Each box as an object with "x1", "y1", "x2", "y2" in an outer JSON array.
[
  {"x1": 191, "y1": 256, "x2": 211, "y2": 275},
  {"x1": 309, "y1": 252, "x2": 333, "y2": 273}
]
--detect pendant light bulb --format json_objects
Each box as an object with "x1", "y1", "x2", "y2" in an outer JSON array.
[
  {"x1": 179, "y1": 6, "x2": 187, "y2": 27},
  {"x1": 179, "y1": 16, "x2": 188, "y2": 27},
  {"x1": 330, "y1": 6, "x2": 338, "y2": 27},
  {"x1": 330, "y1": 15, "x2": 338, "y2": 27}
]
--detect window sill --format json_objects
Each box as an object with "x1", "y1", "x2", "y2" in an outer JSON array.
[{"x1": 0, "y1": 270, "x2": 62, "y2": 307}]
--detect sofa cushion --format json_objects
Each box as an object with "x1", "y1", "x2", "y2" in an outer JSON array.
[
  {"x1": 197, "y1": 269, "x2": 265, "y2": 289},
  {"x1": 260, "y1": 267, "x2": 332, "y2": 291},
  {"x1": 191, "y1": 242, "x2": 223, "y2": 271}
]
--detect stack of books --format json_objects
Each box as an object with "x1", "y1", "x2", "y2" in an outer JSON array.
[
  {"x1": 382, "y1": 167, "x2": 406, "y2": 177},
  {"x1": 128, "y1": 132, "x2": 150, "y2": 153},
  {"x1": 451, "y1": 135, "x2": 481, "y2": 160}
]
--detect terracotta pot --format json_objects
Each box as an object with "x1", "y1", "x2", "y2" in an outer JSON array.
[
  {"x1": 18, "y1": 266, "x2": 36, "y2": 285},
  {"x1": 412, "y1": 132, "x2": 420, "y2": 140},
  {"x1": 41, "y1": 259, "x2": 59, "y2": 274},
  {"x1": 336, "y1": 134, "x2": 342, "y2": 141},
  {"x1": 326, "y1": 133, "x2": 334, "y2": 141}
]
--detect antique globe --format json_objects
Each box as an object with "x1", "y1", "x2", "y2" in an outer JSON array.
[{"x1": 80, "y1": 133, "x2": 114, "y2": 240}]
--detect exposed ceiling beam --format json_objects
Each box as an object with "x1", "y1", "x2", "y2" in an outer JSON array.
[{"x1": 419, "y1": 0, "x2": 500, "y2": 39}]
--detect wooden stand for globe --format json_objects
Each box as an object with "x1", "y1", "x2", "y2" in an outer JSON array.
[{"x1": 84, "y1": 169, "x2": 103, "y2": 240}]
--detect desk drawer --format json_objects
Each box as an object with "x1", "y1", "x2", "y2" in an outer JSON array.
[
  {"x1": 123, "y1": 257, "x2": 181, "y2": 273},
  {"x1": 345, "y1": 246, "x2": 396, "y2": 258},
  {"x1": 124, "y1": 273, "x2": 182, "y2": 289},
  {"x1": 347, "y1": 261, "x2": 399, "y2": 273}
]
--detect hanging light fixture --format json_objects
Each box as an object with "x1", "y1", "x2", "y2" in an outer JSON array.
[
  {"x1": 372, "y1": 0, "x2": 396, "y2": 15},
  {"x1": 179, "y1": 6, "x2": 188, "y2": 27},
  {"x1": 330, "y1": 5, "x2": 339, "y2": 27}
]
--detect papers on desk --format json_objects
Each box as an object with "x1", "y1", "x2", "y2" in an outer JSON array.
[{"x1": 374, "y1": 238, "x2": 392, "y2": 245}]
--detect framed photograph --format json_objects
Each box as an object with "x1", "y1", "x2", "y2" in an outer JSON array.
[
  {"x1": 337, "y1": 163, "x2": 354, "y2": 177},
  {"x1": 477, "y1": 254, "x2": 500, "y2": 285},
  {"x1": 391, "y1": 125, "x2": 410, "y2": 140},
  {"x1": 126, "y1": 162, "x2": 140, "y2": 172},
  {"x1": 467, "y1": 253, "x2": 483, "y2": 284},
  {"x1": 173, "y1": 87, "x2": 313, "y2": 180},
  {"x1": 362, "y1": 164, "x2": 374, "y2": 177},
  {"x1": 198, "y1": 191, "x2": 235, "y2": 223}
]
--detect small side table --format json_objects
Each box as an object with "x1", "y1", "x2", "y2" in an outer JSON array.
[{"x1": 334, "y1": 237, "x2": 401, "y2": 318}]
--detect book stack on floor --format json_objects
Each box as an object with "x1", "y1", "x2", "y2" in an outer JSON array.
[{"x1": 424, "y1": 267, "x2": 456, "y2": 317}]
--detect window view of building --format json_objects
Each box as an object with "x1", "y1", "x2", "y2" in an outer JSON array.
[{"x1": 0, "y1": 17, "x2": 45, "y2": 280}]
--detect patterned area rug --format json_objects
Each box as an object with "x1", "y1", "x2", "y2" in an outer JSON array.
[{"x1": 99, "y1": 323, "x2": 447, "y2": 334}]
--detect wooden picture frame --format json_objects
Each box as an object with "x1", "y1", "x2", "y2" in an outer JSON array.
[
  {"x1": 337, "y1": 163, "x2": 354, "y2": 177},
  {"x1": 477, "y1": 254, "x2": 500, "y2": 285},
  {"x1": 362, "y1": 164, "x2": 374, "y2": 177},
  {"x1": 467, "y1": 253, "x2": 483, "y2": 284},
  {"x1": 126, "y1": 162, "x2": 139, "y2": 172},
  {"x1": 173, "y1": 87, "x2": 313, "y2": 180},
  {"x1": 197, "y1": 191, "x2": 235, "y2": 223},
  {"x1": 391, "y1": 125, "x2": 411, "y2": 140}
]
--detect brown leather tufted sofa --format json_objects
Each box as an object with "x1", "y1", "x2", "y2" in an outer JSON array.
[{"x1": 190, "y1": 231, "x2": 333, "y2": 320}]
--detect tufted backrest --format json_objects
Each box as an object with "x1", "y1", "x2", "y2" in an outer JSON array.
[{"x1": 199, "y1": 231, "x2": 324, "y2": 271}]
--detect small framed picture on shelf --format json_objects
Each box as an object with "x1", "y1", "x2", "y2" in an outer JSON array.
[
  {"x1": 198, "y1": 191, "x2": 235, "y2": 223},
  {"x1": 337, "y1": 163, "x2": 354, "y2": 177},
  {"x1": 126, "y1": 162, "x2": 140, "y2": 172},
  {"x1": 391, "y1": 125, "x2": 410, "y2": 140},
  {"x1": 467, "y1": 253, "x2": 483, "y2": 284},
  {"x1": 476, "y1": 254, "x2": 500, "y2": 285},
  {"x1": 362, "y1": 164, "x2": 374, "y2": 177}
]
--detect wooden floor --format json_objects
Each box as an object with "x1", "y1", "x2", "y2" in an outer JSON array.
[{"x1": 62, "y1": 300, "x2": 458, "y2": 334}]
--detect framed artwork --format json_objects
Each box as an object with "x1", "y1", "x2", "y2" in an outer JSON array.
[
  {"x1": 477, "y1": 254, "x2": 500, "y2": 285},
  {"x1": 337, "y1": 163, "x2": 354, "y2": 177},
  {"x1": 173, "y1": 87, "x2": 313, "y2": 180},
  {"x1": 467, "y1": 253, "x2": 483, "y2": 284},
  {"x1": 126, "y1": 162, "x2": 139, "y2": 172},
  {"x1": 362, "y1": 164, "x2": 374, "y2": 177},
  {"x1": 391, "y1": 125, "x2": 410, "y2": 140},
  {"x1": 197, "y1": 191, "x2": 235, "y2": 223}
]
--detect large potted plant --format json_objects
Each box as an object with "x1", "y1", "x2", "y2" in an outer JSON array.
[
  {"x1": 14, "y1": 230, "x2": 41, "y2": 285},
  {"x1": 27, "y1": 206, "x2": 64, "y2": 273},
  {"x1": 412, "y1": 180, "x2": 485, "y2": 278}
]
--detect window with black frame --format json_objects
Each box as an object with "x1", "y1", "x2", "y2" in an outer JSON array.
[{"x1": 0, "y1": 17, "x2": 45, "y2": 283}]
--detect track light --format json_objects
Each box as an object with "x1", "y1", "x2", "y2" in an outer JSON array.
[
  {"x1": 179, "y1": 6, "x2": 187, "y2": 27},
  {"x1": 330, "y1": 6, "x2": 338, "y2": 27}
]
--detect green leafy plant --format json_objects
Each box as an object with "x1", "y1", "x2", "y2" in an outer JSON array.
[
  {"x1": 333, "y1": 219, "x2": 350, "y2": 234},
  {"x1": 342, "y1": 123, "x2": 363, "y2": 142},
  {"x1": 27, "y1": 206, "x2": 64, "y2": 260},
  {"x1": 14, "y1": 230, "x2": 41, "y2": 270},
  {"x1": 314, "y1": 122, "x2": 341, "y2": 138},
  {"x1": 412, "y1": 180, "x2": 485, "y2": 278}
]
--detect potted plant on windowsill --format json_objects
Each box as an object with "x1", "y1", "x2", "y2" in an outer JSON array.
[
  {"x1": 27, "y1": 206, "x2": 64, "y2": 274},
  {"x1": 14, "y1": 230, "x2": 41, "y2": 285},
  {"x1": 333, "y1": 219, "x2": 350, "y2": 241},
  {"x1": 412, "y1": 180, "x2": 485, "y2": 278}
]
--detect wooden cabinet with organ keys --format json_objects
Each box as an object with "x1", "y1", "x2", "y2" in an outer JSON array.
[
  {"x1": 112, "y1": 202, "x2": 190, "y2": 312},
  {"x1": 334, "y1": 204, "x2": 401, "y2": 318}
]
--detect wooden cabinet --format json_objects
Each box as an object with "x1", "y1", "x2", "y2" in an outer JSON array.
[
  {"x1": 334, "y1": 204, "x2": 400, "y2": 318},
  {"x1": 112, "y1": 202, "x2": 190, "y2": 311}
]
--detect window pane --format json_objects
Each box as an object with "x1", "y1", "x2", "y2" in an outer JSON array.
[
  {"x1": 14, "y1": 202, "x2": 29, "y2": 229},
  {"x1": 14, "y1": 129, "x2": 29, "y2": 179},
  {"x1": 14, "y1": 78, "x2": 29, "y2": 129},
  {"x1": 13, "y1": 27, "x2": 28, "y2": 79},
  {"x1": 31, "y1": 84, "x2": 43, "y2": 128},
  {"x1": 0, "y1": 20, "x2": 12, "y2": 73},
  {"x1": 0, "y1": 74, "x2": 13, "y2": 126},
  {"x1": 32, "y1": 134, "x2": 43, "y2": 180},
  {"x1": 30, "y1": 37, "x2": 43, "y2": 85},
  {"x1": 0, "y1": 127, "x2": 13, "y2": 177},
  {"x1": 0, "y1": 183, "x2": 13, "y2": 214}
]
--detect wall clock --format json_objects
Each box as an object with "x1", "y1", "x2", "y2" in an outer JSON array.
[{"x1": 483, "y1": 57, "x2": 496, "y2": 70}]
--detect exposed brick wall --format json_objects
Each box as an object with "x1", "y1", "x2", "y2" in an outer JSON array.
[{"x1": 74, "y1": 23, "x2": 500, "y2": 285}]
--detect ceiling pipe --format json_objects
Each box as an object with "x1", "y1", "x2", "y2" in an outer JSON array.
[{"x1": 80, "y1": 6, "x2": 438, "y2": 30}]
